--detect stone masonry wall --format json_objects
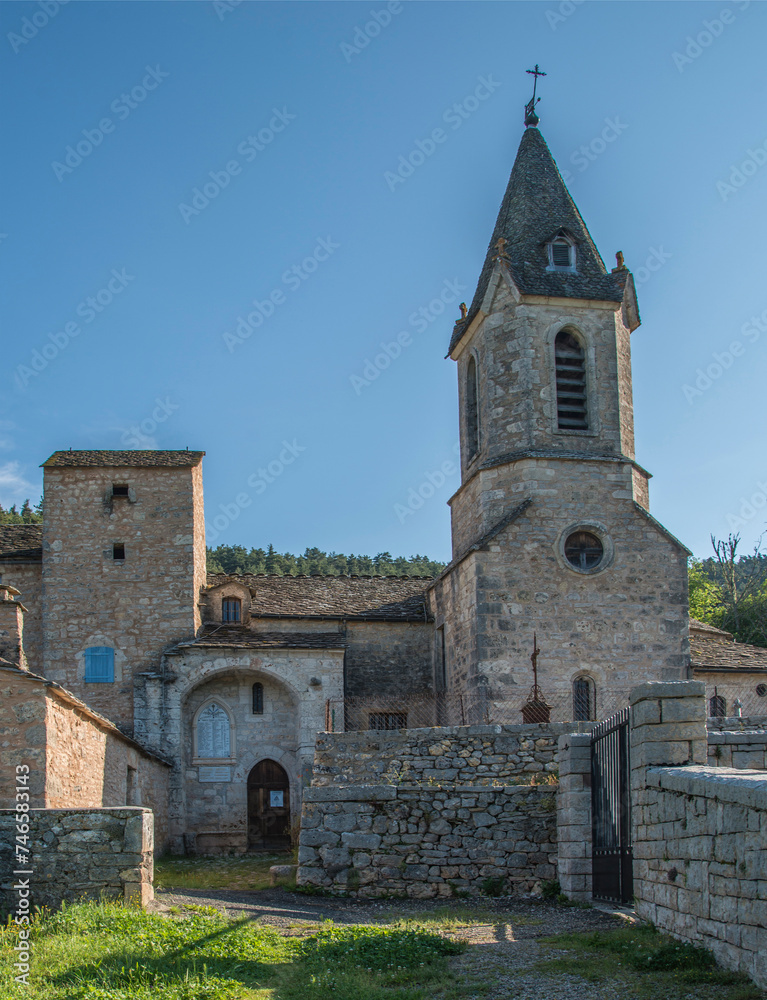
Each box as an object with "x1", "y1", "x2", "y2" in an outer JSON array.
[
  {"x1": 0, "y1": 562, "x2": 42, "y2": 673},
  {"x1": 0, "y1": 808, "x2": 155, "y2": 911},
  {"x1": 312, "y1": 722, "x2": 591, "y2": 786},
  {"x1": 0, "y1": 666, "x2": 170, "y2": 852},
  {"x1": 297, "y1": 783, "x2": 557, "y2": 897},
  {"x1": 41, "y1": 462, "x2": 205, "y2": 734},
  {"x1": 631, "y1": 681, "x2": 767, "y2": 991},
  {"x1": 344, "y1": 621, "x2": 434, "y2": 699},
  {"x1": 707, "y1": 727, "x2": 767, "y2": 770}
]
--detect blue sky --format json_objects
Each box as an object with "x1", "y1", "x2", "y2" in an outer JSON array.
[{"x1": 2, "y1": 0, "x2": 766, "y2": 563}]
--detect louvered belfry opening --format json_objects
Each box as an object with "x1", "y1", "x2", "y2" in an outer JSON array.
[
  {"x1": 551, "y1": 239, "x2": 572, "y2": 267},
  {"x1": 555, "y1": 330, "x2": 588, "y2": 430}
]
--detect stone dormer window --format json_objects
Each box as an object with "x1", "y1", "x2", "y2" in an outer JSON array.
[{"x1": 546, "y1": 232, "x2": 576, "y2": 272}]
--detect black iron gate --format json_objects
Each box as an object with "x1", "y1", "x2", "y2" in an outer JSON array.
[{"x1": 590, "y1": 707, "x2": 633, "y2": 904}]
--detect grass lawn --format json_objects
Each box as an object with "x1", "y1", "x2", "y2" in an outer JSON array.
[
  {"x1": 536, "y1": 924, "x2": 764, "y2": 1000},
  {"x1": 154, "y1": 853, "x2": 292, "y2": 892},
  {"x1": 0, "y1": 900, "x2": 762, "y2": 1000}
]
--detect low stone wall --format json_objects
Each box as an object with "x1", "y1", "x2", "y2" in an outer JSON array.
[
  {"x1": 631, "y1": 682, "x2": 767, "y2": 991},
  {"x1": 0, "y1": 808, "x2": 154, "y2": 912},
  {"x1": 296, "y1": 783, "x2": 557, "y2": 897},
  {"x1": 635, "y1": 767, "x2": 767, "y2": 989},
  {"x1": 707, "y1": 715, "x2": 767, "y2": 732},
  {"x1": 312, "y1": 722, "x2": 594, "y2": 787},
  {"x1": 707, "y1": 728, "x2": 767, "y2": 770}
]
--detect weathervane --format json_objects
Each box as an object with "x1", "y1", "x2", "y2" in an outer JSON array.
[{"x1": 524, "y1": 64, "x2": 546, "y2": 127}]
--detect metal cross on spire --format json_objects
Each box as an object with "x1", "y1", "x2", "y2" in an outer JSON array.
[{"x1": 524, "y1": 63, "x2": 546, "y2": 127}]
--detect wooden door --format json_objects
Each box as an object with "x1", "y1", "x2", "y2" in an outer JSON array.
[{"x1": 247, "y1": 759, "x2": 291, "y2": 849}]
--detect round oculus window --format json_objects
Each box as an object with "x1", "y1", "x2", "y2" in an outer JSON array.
[
  {"x1": 756, "y1": 684, "x2": 767, "y2": 698},
  {"x1": 564, "y1": 531, "x2": 604, "y2": 571}
]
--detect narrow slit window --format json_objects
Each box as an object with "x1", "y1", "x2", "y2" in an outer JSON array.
[
  {"x1": 555, "y1": 330, "x2": 588, "y2": 430},
  {"x1": 466, "y1": 356, "x2": 480, "y2": 459},
  {"x1": 112, "y1": 543, "x2": 126, "y2": 561},
  {"x1": 222, "y1": 598, "x2": 241, "y2": 623},
  {"x1": 252, "y1": 682, "x2": 264, "y2": 715}
]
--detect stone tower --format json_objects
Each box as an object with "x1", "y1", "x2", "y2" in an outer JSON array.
[
  {"x1": 427, "y1": 123, "x2": 690, "y2": 721},
  {"x1": 41, "y1": 451, "x2": 206, "y2": 734}
]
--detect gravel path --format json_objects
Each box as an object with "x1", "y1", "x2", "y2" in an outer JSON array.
[
  {"x1": 152, "y1": 885, "x2": 623, "y2": 934},
  {"x1": 153, "y1": 887, "x2": 636, "y2": 998}
]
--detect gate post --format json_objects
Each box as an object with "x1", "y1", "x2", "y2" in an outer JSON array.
[
  {"x1": 556, "y1": 733, "x2": 593, "y2": 900},
  {"x1": 629, "y1": 681, "x2": 707, "y2": 919}
]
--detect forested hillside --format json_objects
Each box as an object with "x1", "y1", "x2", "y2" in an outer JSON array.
[{"x1": 207, "y1": 543, "x2": 446, "y2": 578}]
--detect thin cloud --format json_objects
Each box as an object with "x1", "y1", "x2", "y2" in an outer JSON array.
[{"x1": 0, "y1": 461, "x2": 41, "y2": 506}]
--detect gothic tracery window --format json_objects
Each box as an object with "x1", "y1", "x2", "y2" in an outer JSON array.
[{"x1": 196, "y1": 703, "x2": 232, "y2": 758}]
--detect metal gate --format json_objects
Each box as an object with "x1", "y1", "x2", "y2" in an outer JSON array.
[{"x1": 590, "y1": 707, "x2": 633, "y2": 904}]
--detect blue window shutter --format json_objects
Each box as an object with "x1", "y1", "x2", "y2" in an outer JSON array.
[{"x1": 85, "y1": 646, "x2": 114, "y2": 683}]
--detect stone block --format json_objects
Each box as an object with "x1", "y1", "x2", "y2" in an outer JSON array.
[{"x1": 341, "y1": 832, "x2": 382, "y2": 850}]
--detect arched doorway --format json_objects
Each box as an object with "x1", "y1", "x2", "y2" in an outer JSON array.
[{"x1": 247, "y1": 759, "x2": 291, "y2": 850}]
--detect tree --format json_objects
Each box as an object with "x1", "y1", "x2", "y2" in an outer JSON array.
[
  {"x1": 690, "y1": 534, "x2": 767, "y2": 647},
  {"x1": 0, "y1": 497, "x2": 43, "y2": 525}
]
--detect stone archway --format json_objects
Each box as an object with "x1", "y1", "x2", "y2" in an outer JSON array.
[{"x1": 247, "y1": 759, "x2": 291, "y2": 850}]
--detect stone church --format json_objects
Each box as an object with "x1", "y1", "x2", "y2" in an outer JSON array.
[{"x1": 1, "y1": 118, "x2": 763, "y2": 854}]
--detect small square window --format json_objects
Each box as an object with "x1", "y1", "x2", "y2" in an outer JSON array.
[
  {"x1": 113, "y1": 543, "x2": 126, "y2": 561},
  {"x1": 112, "y1": 484, "x2": 130, "y2": 497}
]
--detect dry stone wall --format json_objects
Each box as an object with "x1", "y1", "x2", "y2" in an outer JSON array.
[
  {"x1": 0, "y1": 807, "x2": 154, "y2": 911},
  {"x1": 312, "y1": 722, "x2": 589, "y2": 787},
  {"x1": 297, "y1": 783, "x2": 557, "y2": 897}
]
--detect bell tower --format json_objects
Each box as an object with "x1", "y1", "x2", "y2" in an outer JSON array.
[{"x1": 427, "y1": 78, "x2": 689, "y2": 723}]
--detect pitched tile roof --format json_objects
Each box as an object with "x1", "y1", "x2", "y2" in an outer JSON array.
[
  {"x1": 0, "y1": 525, "x2": 43, "y2": 561},
  {"x1": 206, "y1": 574, "x2": 432, "y2": 621},
  {"x1": 42, "y1": 450, "x2": 204, "y2": 468},
  {"x1": 449, "y1": 127, "x2": 626, "y2": 355},
  {"x1": 178, "y1": 626, "x2": 346, "y2": 650},
  {"x1": 690, "y1": 622, "x2": 767, "y2": 673}
]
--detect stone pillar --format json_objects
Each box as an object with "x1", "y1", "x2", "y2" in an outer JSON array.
[
  {"x1": 629, "y1": 680, "x2": 707, "y2": 780},
  {"x1": 629, "y1": 680, "x2": 707, "y2": 922},
  {"x1": 0, "y1": 586, "x2": 27, "y2": 670},
  {"x1": 556, "y1": 733, "x2": 592, "y2": 900}
]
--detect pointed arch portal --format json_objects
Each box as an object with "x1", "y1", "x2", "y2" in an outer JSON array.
[{"x1": 247, "y1": 759, "x2": 291, "y2": 850}]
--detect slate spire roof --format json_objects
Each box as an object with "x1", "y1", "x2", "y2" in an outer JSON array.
[{"x1": 449, "y1": 126, "x2": 627, "y2": 355}]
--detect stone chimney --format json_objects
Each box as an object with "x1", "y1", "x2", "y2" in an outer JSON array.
[{"x1": 0, "y1": 585, "x2": 28, "y2": 670}]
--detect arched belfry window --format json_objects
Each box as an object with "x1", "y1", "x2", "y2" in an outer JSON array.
[
  {"x1": 573, "y1": 676, "x2": 595, "y2": 721},
  {"x1": 555, "y1": 330, "x2": 588, "y2": 430},
  {"x1": 466, "y1": 355, "x2": 480, "y2": 459},
  {"x1": 222, "y1": 597, "x2": 241, "y2": 623},
  {"x1": 196, "y1": 703, "x2": 232, "y2": 758}
]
